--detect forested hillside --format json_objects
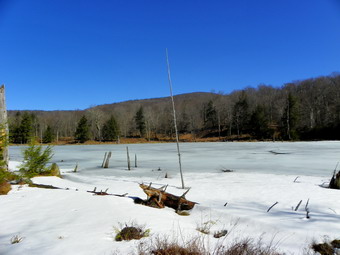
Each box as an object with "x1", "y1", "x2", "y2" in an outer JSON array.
[{"x1": 8, "y1": 74, "x2": 340, "y2": 143}]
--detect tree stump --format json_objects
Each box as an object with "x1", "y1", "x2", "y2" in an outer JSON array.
[
  {"x1": 329, "y1": 171, "x2": 340, "y2": 189},
  {"x1": 139, "y1": 184, "x2": 196, "y2": 211},
  {"x1": 0, "y1": 85, "x2": 8, "y2": 169}
]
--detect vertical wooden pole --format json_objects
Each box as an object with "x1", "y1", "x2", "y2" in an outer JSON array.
[
  {"x1": 135, "y1": 154, "x2": 137, "y2": 168},
  {"x1": 0, "y1": 85, "x2": 9, "y2": 169},
  {"x1": 102, "y1": 152, "x2": 107, "y2": 168},
  {"x1": 166, "y1": 49, "x2": 185, "y2": 189},
  {"x1": 126, "y1": 146, "x2": 131, "y2": 170},
  {"x1": 73, "y1": 162, "x2": 78, "y2": 172}
]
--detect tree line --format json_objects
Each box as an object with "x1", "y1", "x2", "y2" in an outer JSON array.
[{"x1": 8, "y1": 73, "x2": 340, "y2": 143}]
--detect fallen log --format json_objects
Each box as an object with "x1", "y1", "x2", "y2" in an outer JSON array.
[{"x1": 139, "y1": 183, "x2": 197, "y2": 211}]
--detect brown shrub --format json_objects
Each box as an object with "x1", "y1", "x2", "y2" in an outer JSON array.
[
  {"x1": 115, "y1": 226, "x2": 149, "y2": 241},
  {"x1": 0, "y1": 181, "x2": 11, "y2": 195}
]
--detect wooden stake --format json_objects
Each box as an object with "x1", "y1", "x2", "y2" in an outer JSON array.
[
  {"x1": 102, "y1": 152, "x2": 107, "y2": 168},
  {"x1": 73, "y1": 162, "x2": 78, "y2": 173},
  {"x1": 135, "y1": 154, "x2": 137, "y2": 168},
  {"x1": 127, "y1": 147, "x2": 131, "y2": 170},
  {"x1": 104, "y1": 152, "x2": 112, "y2": 168}
]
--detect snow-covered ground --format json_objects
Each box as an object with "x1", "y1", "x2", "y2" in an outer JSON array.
[{"x1": 1, "y1": 142, "x2": 340, "y2": 254}]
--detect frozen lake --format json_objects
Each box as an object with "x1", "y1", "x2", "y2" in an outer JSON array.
[
  {"x1": 4, "y1": 141, "x2": 340, "y2": 254},
  {"x1": 9, "y1": 141, "x2": 340, "y2": 177}
]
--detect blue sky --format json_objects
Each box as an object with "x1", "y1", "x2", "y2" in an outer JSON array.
[{"x1": 1, "y1": 0, "x2": 340, "y2": 110}]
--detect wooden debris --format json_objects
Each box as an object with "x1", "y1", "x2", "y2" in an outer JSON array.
[
  {"x1": 267, "y1": 201, "x2": 278, "y2": 212},
  {"x1": 269, "y1": 150, "x2": 290, "y2": 155},
  {"x1": 103, "y1": 152, "x2": 112, "y2": 168},
  {"x1": 294, "y1": 200, "x2": 302, "y2": 211},
  {"x1": 87, "y1": 187, "x2": 128, "y2": 197},
  {"x1": 101, "y1": 152, "x2": 107, "y2": 167},
  {"x1": 213, "y1": 230, "x2": 228, "y2": 238},
  {"x1": 73, "y1": 162, "x2": 78, "y2": 172},
  {"x1": 29, "y1": 183, "x2": 62, "y2": 189},
  {"x1": 221, "y1": 169, "x2": 233, "y2": 173},
  {"x1": 329, "y1": 170, "x2": 340, "y2": 189},
  {"x1": 138, "y1": 183, "x2": 196, "y2": 211}
]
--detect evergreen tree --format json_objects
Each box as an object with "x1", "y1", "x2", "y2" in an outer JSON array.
[
  {"x1": 42, "y1": 126, "x2": 54, "y2": 143},
  {"x1": 20, "y1": 142, "x2": 53, "y2": 178},
  {"x1": 232, "y1": 92, "x2": 250, "y2": 136},
  {"x1": 102, "y1": 115, "x2": 119, "y2": 141},
  {"x1": 203, "y1": 100, "x2": 217, "y2": 130},
  {"x1": 249, "y1": 105, "x2": 271, "y2": 139},
  {"x1": 74, "y1": 115, "x2": 90, "y2": 143},
  {"x1": 281, "y1": 92, "x2": 299, "y2": 140},
  {"x1": 9, "y1": 112, "x2": 22, "y2": 144},
  {"x1": 135, "y1": 107, "x2": 146, "y2": 137},
  {"x1": 19, "y1": 112, "x2": 34, "y2": 144}
]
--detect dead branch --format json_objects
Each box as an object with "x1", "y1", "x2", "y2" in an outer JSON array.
[
  {"x1": 267, "y1": 202, "x2": 279, "y2": 212},
  {"x1": 294, "y1": 200, "x2": 302, "y2": 211}
]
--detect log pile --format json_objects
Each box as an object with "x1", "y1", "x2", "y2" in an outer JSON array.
[{"x1": 138, "y1": 183, "x2": 196, "y2": 211}]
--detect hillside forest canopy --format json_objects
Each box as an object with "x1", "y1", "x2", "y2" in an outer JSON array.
[{"x1": 8, "y1": 73, "x2": 340, "y2": 144}]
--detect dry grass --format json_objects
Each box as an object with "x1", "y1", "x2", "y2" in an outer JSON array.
[
  {"x1": 138, "y1": 236, "x2": 204, "y2": 255},
  {"x1": 137, "y1": 235, "x2": 284, "y2": 255},
  {"x1": 214, "y1": 238, "x2": 283, "y2": 255}
]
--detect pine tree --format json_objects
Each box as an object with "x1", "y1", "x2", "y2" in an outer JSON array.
[
  {"x1": 19, "y1": 112, "x2": 34, "y2": 144},
  {"x1": 281, "y1": 92, "x2": 299, "y2": 140},
  {"x1": 9, "y1": 112, "x2": 22, "y2": 144},
  {"x1": 203, "y1": 100, "x2": 217, "y2": 130},
  {"x1": 135, "y1": 107, "x2": 146, "y2": 137},
  {"x1": 74, "y1": 116, "x2": 90, "y2": 143},
  {"x1": 102, "y1": 115, "x2": 119, "y2": 141},
  {"x1": 42, "y1": 126, "x2": 54, "y2": 143},
  {"x1": 249, "y1": 105, "x2": 271, "y2": 139},
  {"x1": 233, "y1": 92, "x2": 250, "y2": 136}
]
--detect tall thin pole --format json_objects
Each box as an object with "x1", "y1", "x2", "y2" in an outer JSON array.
[{"x1": 166, "y1": 49, "x2": 185, "y2": 189}]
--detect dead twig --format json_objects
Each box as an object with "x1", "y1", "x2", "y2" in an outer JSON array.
[
  {"x1": 267, "y1": 202, "x2": 279, "y2": 212},
  {"x1": 294, "y1": 200, "x2": 302, "y2": 211}
]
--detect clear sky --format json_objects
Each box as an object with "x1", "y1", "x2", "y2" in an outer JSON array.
[{"x1": 1, "y1": 0, "x2": 340, "y2": 110}]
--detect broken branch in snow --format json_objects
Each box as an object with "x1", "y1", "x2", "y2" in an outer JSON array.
[
  {"x1": 267, "y1": 202, "x2": 279, "y2": 212},
  {"x1": 294, "y1": 200, "x2": 302, "y2": 211},
  {"x1": 87, "y1": 187, "x2": 128, "y2": 197},
  {"x1": 305, "y1": 198, "x2": 310, "y2": 219}
]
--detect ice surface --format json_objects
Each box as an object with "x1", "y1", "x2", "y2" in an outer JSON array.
[
  {"x1": 2, "y1": 141, "x2": 340, "y2": 254},
  {"x1": 9, "y1": 141, "x2": 340, "y2": 177}
]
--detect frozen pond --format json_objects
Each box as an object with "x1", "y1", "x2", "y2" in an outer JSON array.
[
  {"x1": 9, "y1": 141, "x2": 340, "y2": 178},
  {"x1": 4, "y1": 141, "x2": 340, "y2": 254}
]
